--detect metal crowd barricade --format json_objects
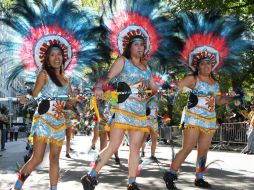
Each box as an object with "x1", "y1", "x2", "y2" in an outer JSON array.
[
  {"x1": 158, "y1": 121, "x2": 248, "y2": 151},
  {"x1": 159, "y1": 122, "x2": 182, "y2": 145},
  {"x1": 212, "y1": 122, "x2": 248, "y2": 150}
]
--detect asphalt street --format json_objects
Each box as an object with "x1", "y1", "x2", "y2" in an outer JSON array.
[{"x1": 0, "y1": 135, "x2": 253, "y2": 190}]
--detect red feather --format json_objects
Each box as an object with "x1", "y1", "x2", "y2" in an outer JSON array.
[
  {"x1": 181, "y1": 33, "x2": 229, "y2": 72},
  {"x1": 109, "y1": 11, "x2": 159, "y2": 58},
  {"x1": 19, "y1": 25, "x2": 81, "y2": 72}
]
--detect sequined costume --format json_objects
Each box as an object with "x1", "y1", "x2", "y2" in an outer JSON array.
[
  {"x1": 180, "y1": 78, "x2": 220, "y2": 134},
  {"x1": 64, "y1": 109, "x2": 77, "y2": 128},
  {"x1": 31, "y1": 73, "x2": 69, "y2": 146},
  {"x1": 97, "y1": 100, "x2": 107, "y2": 133},
  {"x1": 103, "y1": 103, "x2": 113, "y2": 132},
  {"x1": 111, "y1": 59, "x2": 151, "y2": 132},
  {"x1": 147, "y1": 95, "x2": 159, "y2": 132}
]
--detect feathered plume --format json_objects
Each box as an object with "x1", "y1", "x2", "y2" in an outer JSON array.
[
  {"x1": 0, "y1": 0, "x2": 110, "y2": 87},
  {"x1": 176, "y1": 11, "x2": 253, "y2": 74},
  {"x1": 103, "y1": 0, "x2": 183, "y2": 67}
]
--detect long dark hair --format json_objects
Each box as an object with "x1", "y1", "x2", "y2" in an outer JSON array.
[
  {"x1": 43, "y1": 44, "x2": 65, "y2": 86},
  {"x1": 122, "y1": 35, "x2": 145, "y2": 60}
]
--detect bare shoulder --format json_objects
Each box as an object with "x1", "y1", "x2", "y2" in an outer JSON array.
[
  {"x1": 111, "y1": 56, "x2": 125, "y2": 69},
  {"x1": 37, "y1": 70, "x2": 48, "y2": 83},
  {"x1": 38, "y1": 70, "x2": 47, "y2": 77},
  {"x1": 115, "y1": 56, "x2": 125, "y2": 64}
]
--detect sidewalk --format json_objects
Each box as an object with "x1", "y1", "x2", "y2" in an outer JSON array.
[{"x1": 0, "y1": 135, "x2": 254, "y2": 190}]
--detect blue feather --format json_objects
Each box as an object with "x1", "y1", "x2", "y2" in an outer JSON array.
[{"x1": 0, "y1": 0, "x2": 111, "y2": 87}]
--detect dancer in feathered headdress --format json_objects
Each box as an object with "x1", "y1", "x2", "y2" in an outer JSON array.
[
  {"x1": 0, "y1": 1, "x2": 109, "y2": 190},
  {"x1": 163, "y1": 12, "x2": 253, "y2": 190},
  {"x1": 81, "y1": 1, "x2": 180, "y2": 190},
  {"x1": 0, "y1": 0, "x2": 109, "y2": 86}
]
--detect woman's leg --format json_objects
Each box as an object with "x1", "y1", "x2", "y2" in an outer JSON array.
[
  {"x1": 66, "y1": 127, "x2": 72, "y2": 156},
  {"x1": 150, "y1": 130, "x2": 158, "y2": 158},
  {"x1": 81, "y1": 125, "x2": 125, "y2": 190},
  {"x1": 128, "y1": 130, "x2": 145, "y2": 185},
  {"x1": 141, "y1": 132, "x2": 148, "y2": 157},
  {"x1": 107, "y1": 130, "x2": 120, "y2": 164},
  {"x1": 91, "y1": 128, "x2": 99, "y2": 149},
  {"x1": 99, "y1": 132, "x2": 108, "y2": 151},
  {"x1": 13, "y1": 138, "x2": 47, "y2": 189},
  {"x1": 196, "y1": 132, "x2": 214, "y2": 178},
  {"x1": 170, "y1": 129, "x2": 200, "y2": 171},
  {"x1": 93, "y1": 125, "x2": 125, "y2": 172},
  {"x1": 49, "y1": 143, "x2": 62, "y2": 189},
  {"x1": 163, "y1": 129, "x2": 200, "y2": 189}
]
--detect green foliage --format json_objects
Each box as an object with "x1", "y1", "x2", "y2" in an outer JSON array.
[
  {"x1": 80, "y1": 0, "x2": 105, "y2": 11},
  {"x1": 0, "y1": 0, "x2": 16, "y2": 8}
]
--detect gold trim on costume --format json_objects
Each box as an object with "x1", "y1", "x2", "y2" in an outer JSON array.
[
  {"x1": 111, "y1": 108, "x2": 147, "y2": 121},
  {"x1": 128, "y1": 96, "x2": 150, "y2": 102},
  {"x1": 33, "y1": 116, "x2": 66, "y2": 131},
  {"x1": 46, "y1": 112, "x2": 64, "y2": 120},
  {"x1": 182, "y1": 125, "x2": 217, "y2": 134},
  {"x1": 33, "y1": 136, "x2": 64, "y2": 146},
  {"x1": 114, "y1": 122, "x2": 149, "y2": 132}
]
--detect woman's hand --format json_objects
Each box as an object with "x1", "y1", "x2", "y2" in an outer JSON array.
[
  {"x1": 228, "y1": 91, "x2": 237, "y2": 97},
  {"x1": 216, "y1": 90, "x2": 237, "y2": 105},
  {"x1": 94, "y1": 87, "x2": 104, "y2": 99},
  {"x1": 18, "y1": 95, "x2": 34, "y2": 105}
]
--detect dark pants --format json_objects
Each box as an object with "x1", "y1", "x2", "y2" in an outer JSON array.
[
  {"x1": 14, "y1": 132, "x2": 18, "y2": 141},
  {"x1": 10, "y1": 132, "x2": 14, "y2": 141},
  {"x1": 1, "y1": 129, "x2": 6, "y2": 149},
  {"x1": 5, "y1": 131, "x2": 8, "y2": 142}
]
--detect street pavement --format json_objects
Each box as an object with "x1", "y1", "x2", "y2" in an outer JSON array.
[{"x1": 0, "y1": 135, "x2": 254, "y2": 190}]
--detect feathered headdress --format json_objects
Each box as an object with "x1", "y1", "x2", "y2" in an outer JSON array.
[
  {"x1": 103, "y1": 0, "x2": 182, "y2": 66},
  {"x1": 152, "y1": 71, "x2": 172, "y2": 90},
  {"x1": 175, "y1": 11, "x2": 252, "y2": 73},
  {"x1": 0, "y1": 0, "x2": 110, "y2": 86}
]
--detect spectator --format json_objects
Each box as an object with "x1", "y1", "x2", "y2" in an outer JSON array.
[
  {"x1": 0, "y1": 113, "x2": 8, "y2": 151},
  {"x1": 6, "y1": 125, "x2": 9, "y2": 142},
  {"x1": 10, "y1": 126, "x2": 14, "y2": 141},
  {"x1": 245, "y1": 105, "x2": 254, "y2": 154},
  {"x1": 13, "y1": 125, "x2": 20, "y2": 141},
  {"x1": 0, "y1": 118, "x2": 2, "y2": 157}
]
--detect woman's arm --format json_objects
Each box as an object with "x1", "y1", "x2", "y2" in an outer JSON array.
[
  {"x1": 19, "y1": 71, "x2": 47, "y2": 104},
  {"x1": 216, "y1": 90, "x2": 237, "y2": 105},
  {"x1": 31, "y1": 70, "x2": 48, "y2": 97},
  {"x1": 99, "y1": 56, "x2": 125, "y2": 86},
  {"x1": 177, "y1": 75, "x2": 196, "y2": 90},
  {"x1": 94, "y1": 56, "x2": 125, "y2": 98},
  {"x1": 216, "y1": 95, "x2": 233, "y2": 105}
]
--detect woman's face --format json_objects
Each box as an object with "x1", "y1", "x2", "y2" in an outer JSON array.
[
  {"x1": 48, "y1": 49, "x2": 63, "y2": 69},
  {"x1": 130, "y1": 40, "x2": 145, "y2": 58},
  {"x1": 198, "y1": 60, "x2": 212, "y2": 76}
]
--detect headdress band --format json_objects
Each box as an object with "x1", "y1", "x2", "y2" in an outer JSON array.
[
  {"x1": 47, "y1": 46, "x2": 63, "y2": 52},
  {"x1": 130, "y1": 37, "x2": 145, "y2": 43},
  {"x1": 197, "y1": 57, "x2": 213, "y2": 64}
]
